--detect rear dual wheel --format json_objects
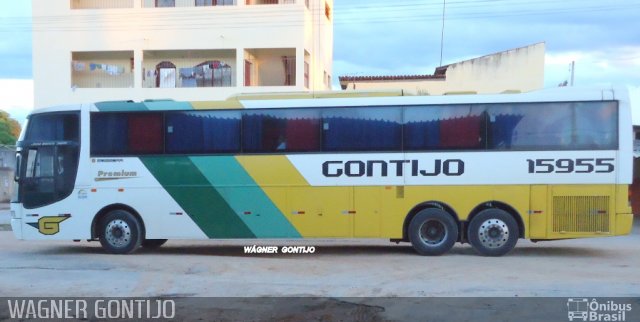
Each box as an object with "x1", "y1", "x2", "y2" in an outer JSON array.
[
  {"x1": 467, "y1": 209, "x2": 519, "y2": 257},
  {"x1": 408, "y1": 208, "x2": 458, "y2": 256}
]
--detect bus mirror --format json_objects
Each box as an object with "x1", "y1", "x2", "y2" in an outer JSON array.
[{"x1": 14, "y1": 153, "x2": 21, "y2": 182}]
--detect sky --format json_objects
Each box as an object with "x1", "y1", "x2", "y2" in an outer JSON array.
[{"x1": 1, "y1": 0, "x2": 639, "y2": 123}]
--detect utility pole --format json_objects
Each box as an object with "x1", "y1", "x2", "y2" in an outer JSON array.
[
  {"x1": 570, "y1": 61, "x2": 575, "y2": 86},
  {"x1": 439, "y1": 0, "x2": 446, "y2": 67}
]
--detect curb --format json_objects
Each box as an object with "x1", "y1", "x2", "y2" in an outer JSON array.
[{"x1": 0, "y1": 224, "x2": 11, "y2": 231}]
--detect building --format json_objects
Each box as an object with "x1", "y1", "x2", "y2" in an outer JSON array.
[
  {"x1": 32, "y1": 0, "x2": 334, "y2": 108},
  {"x1": 339, "y1": 42, "x2": 545, "y2": 95}
]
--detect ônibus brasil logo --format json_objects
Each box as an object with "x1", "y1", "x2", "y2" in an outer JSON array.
[{"x1": 567, "y1": 298, "x2": 632, "y2": 322}]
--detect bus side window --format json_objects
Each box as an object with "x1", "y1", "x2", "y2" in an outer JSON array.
[
  {"x1": 323, "y1": 107, "x2": 401, "y2": 152},
  {"x1": 242, "y1": 109, "x2": 321, "y2": 153}
]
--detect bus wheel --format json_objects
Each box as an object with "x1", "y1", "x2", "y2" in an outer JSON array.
[
  {"x1": 98, "y1": 210, "x2": 142, "y2": 254},
  {"x1": 141, "y1": 239, "x2": 168, "y2": 249},
  {"x1": 408, "y1": 208, "x2": 458, "y2": 256},
  {"x1": 467, "y1": 209, "x2": 519, "y2": 256}
]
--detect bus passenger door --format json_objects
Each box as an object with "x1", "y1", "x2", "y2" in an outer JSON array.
[{"x1": 529, "y1": 185, "x2": 548, "y2": 239}]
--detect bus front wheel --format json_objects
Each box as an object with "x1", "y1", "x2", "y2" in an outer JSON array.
[
  {"x1": 98, "y1": 210, "x2": 143, "y2": 254},
  {"x1": 408, "y1": 208, "x2": 458, "y2": 256},
  {"x1": 467, "y1": 209, "x2": 519, "y2": 256}
]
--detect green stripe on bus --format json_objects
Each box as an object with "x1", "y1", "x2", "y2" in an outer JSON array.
[
  {"x1": 95, "y1": 101, "x2": 148, "y2": 112},
  {"x1": 143, "y1": 101, "x2": 194, "y2": 111},
  {"x1": 140, "y1": 156, "x2": 255, "y2": 239},
  {"x1": 190, "y1": 156, "x2": 301, "y2": 238}
]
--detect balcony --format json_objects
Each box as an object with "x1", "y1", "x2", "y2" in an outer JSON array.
[
  {"x1": 71, "y1": 51, "x2": 134, "y2": 88},
  {"x1": 143, "y1": 50, "x2": 236, "y2": 88},
  {"x1": 69, "y1": 0, "x2": 301, "y2": 9},
  {"x1": 244, "y1": 48, "x2": 296, "y2": 87},
  {"x1": 71, "y1": 0, "x2": 134, "y2": 9}
]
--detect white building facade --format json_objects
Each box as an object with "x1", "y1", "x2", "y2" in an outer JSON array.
[
  {"x1": 339, "y1": 43, "x2": 545, "y2": 95},
  {"x1": 32, "y1": 0, "x2": 334, "y2": 107}
]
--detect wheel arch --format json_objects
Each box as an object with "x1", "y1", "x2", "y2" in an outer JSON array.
[
  {"x1": 467, "y1": 201, "x2": 525, "y2": 238},
  {"x1": 91, "y1": 204, "x2": 146, "y2": 240},
  {"x1": 402, "y1": 201, "x2": 460, "y2": 242}
]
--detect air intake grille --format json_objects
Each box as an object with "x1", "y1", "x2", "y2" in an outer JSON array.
[{"x1": 552, "y1": 196, "x2": 610, "y2": 233}]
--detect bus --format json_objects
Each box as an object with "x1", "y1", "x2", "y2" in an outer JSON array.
[{"x1": 10, "y1": 87, "x2": 634, "y2": 256}]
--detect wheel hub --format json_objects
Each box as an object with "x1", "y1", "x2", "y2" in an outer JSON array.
[
  {"x1": 419, "y1": 219, "x2": 447, "y2": 246},
  {"x1": 105, "y1": 219, "x2": 131, "y2": 248},
  {"x1": 477, "y1": 219, "x2": 509, "y2": 249}
]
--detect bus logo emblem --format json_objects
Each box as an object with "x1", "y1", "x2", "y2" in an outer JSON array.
[
  {"x1": 567, "y1": 298, "x2": 589, "y2": 321},
  {"x1": 27, "y1": 215, "x2": 71, "y2": 235}
]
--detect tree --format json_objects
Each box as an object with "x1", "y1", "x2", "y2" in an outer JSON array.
[{"x1": 0, "y1": 111, "x2": 21, "y2": 145}]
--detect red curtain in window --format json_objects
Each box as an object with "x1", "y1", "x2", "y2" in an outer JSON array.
[
  {"x1": 440, "y1": 115, "x2": 482, "y2": 149},
  {"x1": 128, "y1": 114, "x2": 163, "y2": 154},
  {"x1": 286, "y1": 119, "x2": 319, "y2": 151}
]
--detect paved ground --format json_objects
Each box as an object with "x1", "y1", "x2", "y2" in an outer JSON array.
[{"x1": 0, "y1": 220, "x2": 639, "y2": 298}]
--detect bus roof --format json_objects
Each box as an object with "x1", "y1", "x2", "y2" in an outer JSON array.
[{"x1": 28, "y1": 87, "x2": 625, "y2": 115}]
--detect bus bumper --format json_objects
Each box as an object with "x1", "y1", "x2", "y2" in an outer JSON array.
[
  {"x1": 10, "y1": 203, "x2": 23, "y2": 240},
  {"x1": 616, "y1": 213, "x2": 634, "y2": 236},
  {"x1": 11, "y1": 218, "x2": 23, "y2": 239}
]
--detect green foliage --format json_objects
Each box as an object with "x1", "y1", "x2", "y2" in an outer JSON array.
[{"x1": 0, "y1": 110, "x2": 21, "y2": 145}]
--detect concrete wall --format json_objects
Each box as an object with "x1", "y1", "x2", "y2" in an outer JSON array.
[
  {"x1": 342, "y1": 43, "x2": 545, "y2": 95},
  {"x1": 32, "y1": 0, "x2": 333, "y2": 107},
  {"x1": 0, "y1": 148, "x2": 16, "y2": 203}
]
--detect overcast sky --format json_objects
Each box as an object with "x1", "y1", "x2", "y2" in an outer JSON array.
[{"x1": 1, "y1": 0, "x2": 639, "y2": 122}]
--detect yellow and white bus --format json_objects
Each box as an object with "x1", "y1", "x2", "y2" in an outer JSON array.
[{"x1": 10, "y1": 87, "x2": 634, "y2": 256}]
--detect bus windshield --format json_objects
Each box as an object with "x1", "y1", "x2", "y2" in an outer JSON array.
[{"x1": 17, "y1": 112, "x2": 80, "y2": 208}]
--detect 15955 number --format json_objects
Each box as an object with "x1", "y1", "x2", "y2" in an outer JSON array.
[{"x1": 527, "y1": 158, "x2": 614, "y2": 174}]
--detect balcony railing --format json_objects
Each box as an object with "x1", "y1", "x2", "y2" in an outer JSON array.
[
  {"x1": 70, "y1": 0, "x2": 301, "y2": 9},
  {"x1": 244, "y1": 50, "x2": 296, "y2": 87},
  {"x1": 71, "y1": 51, "x2": 134, "y2": 88},
  {"x1": 143, "y1": 50, "x2": 236, "y2": 88},
  {"x1": 71, "y1": 0, "x2": 134, "y2": 9}
]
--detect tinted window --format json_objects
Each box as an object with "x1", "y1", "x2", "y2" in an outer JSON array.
[
  {"x1": 404, "y1": 105, "x2": 486, "y2": 150},
  {"x1": 166, "y1": 111, "x2": 240, "y2": 154},
  {"x1": 323, "y1": 107, "x2": 401, "y2": 151},
  {"x1": 91, "y1": 113, "x2": 163, "y2": 155},
  {"x1": 486, "y1": 101, "x2": 617, "y2": 150},
  {"x1": 26, "y1": 113, "x2": 79, "y2": 142},
  {"x1": 243, "y1": 109, "x2": 320, "y2": 153}
]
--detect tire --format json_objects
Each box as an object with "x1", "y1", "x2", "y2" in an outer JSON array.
[
  {"x1": 467, "y1": 208, "x2": 519, "y2": 256},
  {"x1": 408, "y1": 208, "x2": 459, "y2": 256},
  {"x1": 141, "y1": 239, "x2": 168, "y2": 249},
  {"x1": 98, "y1": 209, "x2": 143, "y2": 254}
]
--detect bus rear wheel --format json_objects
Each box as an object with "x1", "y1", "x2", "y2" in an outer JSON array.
[
  {"x1": 141, "y1": 239, "x2": 168, "y2": 249},
  {"x1": 467, "y1": 209, "x2": 519, "y2": 256},
  {"x1": 408, "y1": 208, "x2": 458, "y2": 256},
  {"x1": 98, "y1": 210, "x2": 142, "y2": 254}
]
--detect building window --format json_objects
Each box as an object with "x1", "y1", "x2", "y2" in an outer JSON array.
[
  {"x1": 304, "y1": 62, "x2": 309, "y2": 88},
  {"x1": 282, "y1": 56, "x2": 296, "y2": 86},
  {"x1": 156, "y1": 0, "x2": 175, "y2": 7}
]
